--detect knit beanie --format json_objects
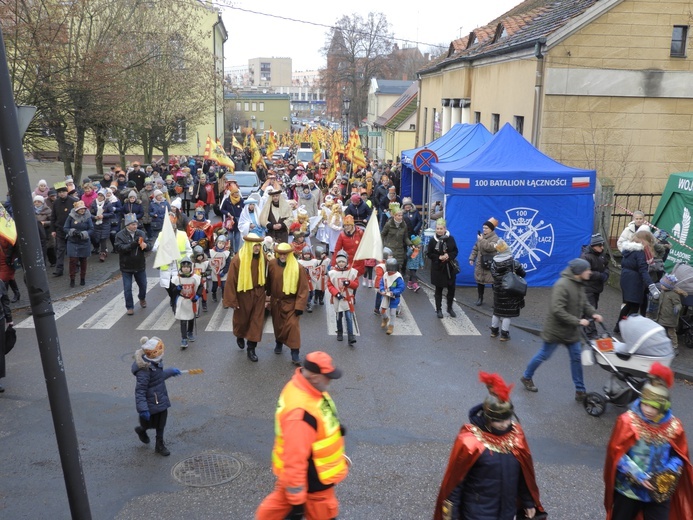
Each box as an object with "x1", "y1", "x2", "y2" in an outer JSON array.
[{"x1": 568, "y1": 258, "x2": 590, "y2": 275}]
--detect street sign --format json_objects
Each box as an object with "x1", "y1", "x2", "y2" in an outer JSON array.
[
  {"x1": 368, "y1": 131, "x2": 382, "y2": 137},
  {"x1": 413, "y1": 148, "x2": 438, "y2": 175},
  {"x1": 357, "y1": 128, "x2": 368, "y2": 136}
]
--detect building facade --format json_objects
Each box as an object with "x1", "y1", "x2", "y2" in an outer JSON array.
[{"x1": 417, "y1": 0, "x2": 693, "y2": 193}]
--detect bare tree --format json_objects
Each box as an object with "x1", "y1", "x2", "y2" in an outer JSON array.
[{"x1": 320, "y1": 13, "x2": 394, "y2": 129}]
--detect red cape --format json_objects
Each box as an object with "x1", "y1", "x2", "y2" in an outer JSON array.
[
  {"x1": 604, "y1": 409, "x2": 693, "y2": 519},
  {"x1": 434, "y1": 423, "x2": 544, "y2": 520}
]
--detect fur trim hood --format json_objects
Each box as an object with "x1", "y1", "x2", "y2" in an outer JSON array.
[{"x1": 620, "y1": 240, "x2": 644, "y2": 252}]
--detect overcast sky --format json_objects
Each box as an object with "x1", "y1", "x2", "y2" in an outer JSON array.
[{"x1": 221, "y1": 0, "x2": 523, "y2": 71}]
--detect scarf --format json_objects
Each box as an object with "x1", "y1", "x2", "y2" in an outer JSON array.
[
  {"x1": 644, "y1": 244, "x2": 654, "y2": 265},
  {"x1": 280, "y1": 254, "x2": 300, "y2": 295},
  {"x1": 237, "y1": 241, "x2": 266, "y2": 292},
  {"x1": 230, "y1": 192, "x2": 241, "y2": 205},
  {"x1": 95, "y1": 199, "x2": 104, "y2": 218}
]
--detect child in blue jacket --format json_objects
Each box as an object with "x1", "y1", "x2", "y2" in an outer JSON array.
[
  {"x1": 132, "y1": 336, "x2": 180, "y2": 456},
  {"x1": 379, "y1": 257, "x2": 405, "y2": 335}
]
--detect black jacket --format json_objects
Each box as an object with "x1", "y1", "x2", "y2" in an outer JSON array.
[
  {"x1": 426, "y1": 232, "x2": 458, "y2": 287},
  {"x1": 580, "y1": 245, "x2": 609, "y2": 295},
  {"x1": 491, "y1": 253, "x2": 526, "y2": 318},
  {"x1": 114, "y1": 228, "x2": 150, "y2": 273},
  {"x1": 50, "y1": 195, "x2": 79, "y2": 236}
]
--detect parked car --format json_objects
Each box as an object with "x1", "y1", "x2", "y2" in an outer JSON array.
[
  {"x1": 225, "y1": 171, "x2": 261, "y2": 200},
  {"x1": 272, "y1": 147, "x2": 289, "y2": 161}
]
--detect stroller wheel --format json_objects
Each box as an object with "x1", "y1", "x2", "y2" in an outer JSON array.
[{"x1": 584, "y1": 392, "x2": 607, "y2": 417}]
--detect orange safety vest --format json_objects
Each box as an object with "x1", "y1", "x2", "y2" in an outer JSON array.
[{"x1": 272, "y1": 377, "x2": 348, "y2": 486}]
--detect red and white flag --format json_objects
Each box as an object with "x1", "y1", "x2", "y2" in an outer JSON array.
[{"x1": 452, "y1": 177, "x2": 470, "y2": 189}]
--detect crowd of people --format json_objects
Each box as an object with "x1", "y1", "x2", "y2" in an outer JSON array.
[{"x1": 3, "y1": 143, "x2": 693, "y2": 518}]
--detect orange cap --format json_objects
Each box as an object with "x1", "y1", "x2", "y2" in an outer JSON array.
[{"x1": 304, "y1": 351, "x2": 342, "y2": 379}]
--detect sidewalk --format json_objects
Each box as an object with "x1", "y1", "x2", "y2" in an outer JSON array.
[{"x1": 429, "y1": 274, "x2": 693, "y2": 382}]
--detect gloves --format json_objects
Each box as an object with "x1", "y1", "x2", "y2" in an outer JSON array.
[
  {"x1": 80, "y1": 231, "x2": 89, "y2": 241},
  {"x1": 342, "y1": 280, "x2": 351, "y2": 287},
  {"x1": 191, "y1": 295, "x2": 199, "y2": 302},
  {"x1": 295, "y1": 309, "x2": 303, "y2": 316},
  {"x1": 172, "y1": 368, "x2": 181, "y2": 376},
  {"x1": 649, "y1": 284, "x2": 661, "y2": 300},
  {"x1": 176, "y1": 285, "x2": 182, "y2": 292},
  {"x1": 340, "y1": 425, "x2": 347, "y2": 437},
  {"x1": 336, "y1": 294, "x2": 344, "y2": 300},
  {"x1": 68, "y1": 228, "x2": 77, "y2": 238},
  {"x1": 139, "y1": 411, "x2": 150, "y2": 422},
  {"x1": 287, "y1": 504, "x2": 305, "y2": 520}
]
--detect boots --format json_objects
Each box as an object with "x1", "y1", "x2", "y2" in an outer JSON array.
[
  {"x1": 475, "y1": 284, "x2": 484, "y2": 306},
  {"x1": 436, "y1": 309, "x2": 444, "y2": 319},
  {"x1": 274, "y1": 341, "x2": 283, "y2": 354},
  {"x1": 381, "y1": 316, "x2": 389, "y2": 328},
  {"x1": 336, "y1": 329, "x2": 343, "y2": 341},
  {"x1": 10, "y1": 290, "x2": 20, "y2": 303},
  {"x1": 490, "y1": 327, "x2": 500, "y2": 338},
  {"x1": 411, "y1": 282, "x2": 420, "y2": 292},
  {"x1": 291, "y1": 349, "x2": 301, "y2": 366},
  {"x1": 386, "y1": 324, "x2": 394, "y2": 335},
  {"x1": 368, "y1": 279, "x2": 373, "y2": 288},
  {"x1": 236, "y1": 337, "x2": 245, "y2": 350},
  {"x1": 247, "y1": 342, "x2": 258, "y2": 362},
  {"x1": 134, "y1": 426, "x2": 150, "y2": 444},
  {"x1": 500, "y1": 330, "x2": 510, "y2": 342},
  {"x1": 407, "y1": 281, "x2": 414, "y2": 290},
  {"x1": 348, "y1": 334, "x2": 357, "y2": 345},
  {"x1": 447, "y1": 306, "x2": 457, "y2": 318},
  {"x1": 202, "y1": 300, "x2": 208, "y2": 312},
  {"x1": 306, "y1": 301, "x2": 313, "y2": 313},
  {"x1": 155, "y1": 439, "x2": 170, "y2": 456},
  {"x1": 80, "y1": 278, "x2": 86, "y2": 286}
]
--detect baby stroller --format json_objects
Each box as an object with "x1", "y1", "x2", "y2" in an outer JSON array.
[
  {"x1": 671, "y1": 262, "x2": 693, "y2": 348},
  {"x1": 581, "y1": 315, "x2": 676, "y2": 417}
]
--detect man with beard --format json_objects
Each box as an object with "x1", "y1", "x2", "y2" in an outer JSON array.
[
  {"x1": 238, "y1": 192, "x2": 264, "y2": 237},
  {"x1": 49, "y1": 181, "x2": 78, "y2": 277},
  {"x1": 267, "y1": 242, "x2": 309, "y2": 366},
  {"x1": 260, "y1": 187, "x2": 292, "y2": 244},
  {"x1": 223, "y1": 233, "x2": 267, "y2": 362}
]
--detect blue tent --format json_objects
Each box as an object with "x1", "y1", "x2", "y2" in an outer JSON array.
[
  {"x1": 430, "y1": 123, "x2": 596, "y2": 287},
  {"x1": 400, "y1": 124, "x2": 492, "y2": 205}
]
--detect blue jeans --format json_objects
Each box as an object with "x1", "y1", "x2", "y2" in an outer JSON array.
[
  {"x1": 336, "y1": 311, "x2": 354, "y2": 335},
  {"x1": 229, "y1": 229, "x2": 241, "y2": 255},
  {"x1": 122, "y1": 270, "x2": 148, "y2": 310},
  {"x1": 523, "y1": 340, "x2": 585, "y2": 392}
]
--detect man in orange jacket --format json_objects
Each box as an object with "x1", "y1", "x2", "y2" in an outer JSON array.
[{"x1": 256, "y1": 351, "x2": 349, "y2": 520}]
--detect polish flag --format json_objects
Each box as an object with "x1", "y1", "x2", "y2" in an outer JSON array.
[
  {"x1": 452, "y1": 177, "x2": 470, "y2": 189},
  {"x1": 572, "y1": 177, "x2": 590, "y2": 188}
]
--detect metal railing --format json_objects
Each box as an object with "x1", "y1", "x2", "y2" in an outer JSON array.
[{"x1": 608, "y1": 193, "x2": 661, "y2": 243}]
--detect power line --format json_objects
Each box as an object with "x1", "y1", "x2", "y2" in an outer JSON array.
[{"x1": 210, "y1": 1, "x2": 447, "y2": 49}]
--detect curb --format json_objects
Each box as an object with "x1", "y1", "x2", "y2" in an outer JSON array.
[{"x1": 418, "y1": 279, "x2": 693, "y2": 383}]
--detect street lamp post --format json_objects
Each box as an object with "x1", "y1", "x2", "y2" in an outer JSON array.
[{"x1": 342, "y1": 97, "x2": 351, "y2": 142}]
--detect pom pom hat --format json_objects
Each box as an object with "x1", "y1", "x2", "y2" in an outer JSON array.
[
  {"x1": 640, "y1": 362, "x2": 674, "y2": 413},
  {"x1": 140, "y1": 336, "x2": 164, "y2": 362}
]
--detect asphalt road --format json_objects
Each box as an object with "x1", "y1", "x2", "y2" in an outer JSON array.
[{"x1": 2, "y1": 271, "x2": 693, "y2": 519}]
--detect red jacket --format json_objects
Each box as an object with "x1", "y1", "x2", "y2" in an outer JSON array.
[{"x1": 332, "y1": 228, "x2": 364, "y2": 276}]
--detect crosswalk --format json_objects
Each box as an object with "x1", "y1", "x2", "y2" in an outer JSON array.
[{"x1": 16, "y1": 279, "x2": 480, "y2": 336}]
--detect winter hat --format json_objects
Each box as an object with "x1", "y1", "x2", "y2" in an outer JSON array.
[
  {"x1": 73, "y1": 200, "x2": 86, "y2": 211},
  {"x1": 350, "y1": 193, "x2": 361, "y2": 205},
  {"x1": 153, "y1": 189, "x2": 163, "y2": 198},
  {"x1": 126, "y1": 180, "x2": 137, "y2": 188},
  {"x1": 47, "y1": 189, "x2": 57, "y2": 197},
  {"x1": 590, "y1": 233, "x2": 605, "y2": 246},
  {"x1": 170, "y1": 198, "x2": 182, "y2": 209},
  {"x1": 411, "y1": 235, "x2": 422, "y2": 246},
  {"x1": 128, "y1": 190, "x2": 138, "y2": 199},
  {"x1": 336, "y1": 249, "x2": 348, "y2": 262},
  {"x1": 483, "y1": 217, "x2": 498, "y2": 231},
  {"x1": 124, "y1": 213, "x2": 138, "y2": 226},
  {"x1": 402, "y1": 197, "x2": 413, "y2": 208},
  {"x1": 97, "y1": 189, "x2": 109, "y2": 198},
  {"x1": 33, "y1": 195, "x2": 45, "y2": 204},
  {"x1": 660, "y1": 274, "x2": 678, "y2": 291},
  {"x1": 637, "y1": 224, "x2": 652, "y2": 233},
  {"x1": 140, "y1": 336, "x2": 164, "y2": 362},
  {"x1": 568, "y1": 258, "x2": 590, "y2": 275}
]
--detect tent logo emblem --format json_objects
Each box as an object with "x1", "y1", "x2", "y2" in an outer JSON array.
[
  {"x1": 672, "y1": 207, "x2": 690, "y2": 244},
  {"x1": 498, "y1": 207, "x2": 554, "y2": 272}
]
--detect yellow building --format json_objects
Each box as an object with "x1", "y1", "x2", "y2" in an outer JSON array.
[
  {"x1": 373, "y1": 83, "x2": 418, "y2": 163},
  {"x1": 224, "y1": 92, "x2": 291, "y2": 136},
  {"x1": 32, "y1": 1, "x2": 227, "y2": 163},
  {"x1": 417, "y1": 0, "x2": 693, "y2": 193}
]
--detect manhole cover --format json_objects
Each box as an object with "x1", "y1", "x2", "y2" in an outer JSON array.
[{"x1": 172, "y1": 453, "x2": 243, "y2": 487}]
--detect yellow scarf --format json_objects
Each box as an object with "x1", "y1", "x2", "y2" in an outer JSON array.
[
  {"x1": 230, "y1": 193, "x2": 241, "y2": 205},
  {"x1": 237, "y1": 241, "x2": 265, "y2": 292},
  {"x1": 281, "y1": 253, "x2": 300, "y2": 295}
]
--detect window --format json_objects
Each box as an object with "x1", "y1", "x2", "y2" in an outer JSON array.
[
  {"x1": 251, "y1": 102, "x2": 257, "y2": 111},
  {"x1": 259, "y1": 120, "x2": 265, "y2": 130},
  {"x1": 671, "y1": 25, "x2": 688, "y2": 57},
  {"x1": 236, "y1": 101, "x2": 241, "y2": 111},
  {"x1": 244, "y1": 102, "x2": 249, "y2": 111},
  {"x1": 474, "y1": 111, "x2": 481, "y2": 124},
  {"x1": 259, "y1": 102, "x2": 265, "y2": 112},
  {"x1": 173, "y1": 118, "x2": 187, "y2": 143},
  {"x1": 491, "y1": 113, "x2": 500, "y2": 133},
  {"x1": 514, "y1": 115, "x2": 524, "y2": 135}
]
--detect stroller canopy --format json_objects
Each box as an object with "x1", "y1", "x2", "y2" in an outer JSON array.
[{"x1": 617, "y1": 315, "x2": 674, "y2": 357}]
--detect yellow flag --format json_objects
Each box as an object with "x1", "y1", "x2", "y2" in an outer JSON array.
[
  {"x1": 311, "y1": 131, "x2": 321, "y2": 163},
  {"x1": 250, "y1": 134, "x2": 264, "y2": 171},
  {"x1": 231, "y1": 135, "x2": 243, "y2": 151}
]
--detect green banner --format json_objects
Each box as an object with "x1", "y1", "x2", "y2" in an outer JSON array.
[
  {"x1": 357, "y1": 128, "x2": 367, "y2": 136},
  {"x1": 655, "y1": 192, "x2": 693, "y2": 268}
]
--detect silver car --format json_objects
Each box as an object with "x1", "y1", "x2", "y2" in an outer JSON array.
[{"x1": 225, "y1": 171, "x2": 261, "y2": 200}]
